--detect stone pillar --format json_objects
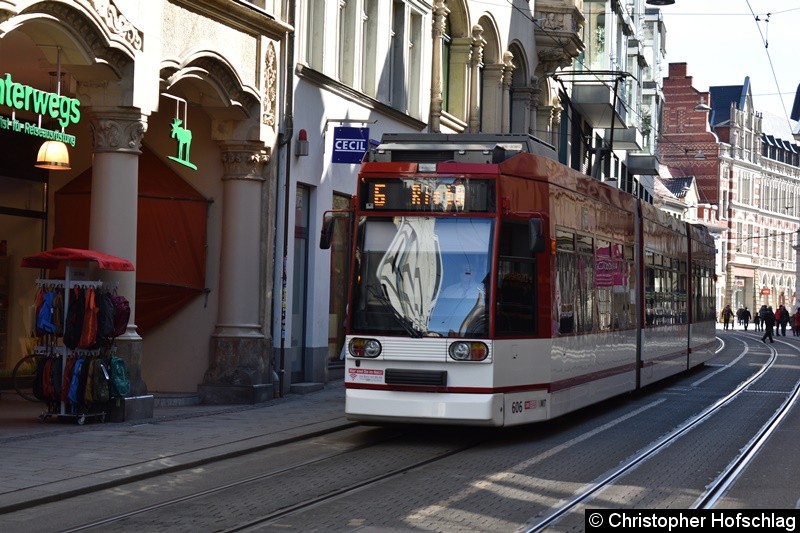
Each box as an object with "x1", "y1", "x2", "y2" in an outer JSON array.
[
  {"x1": 510, "y1": 86, "x2": 534, "y2": 134},
  {"x1": 429, "y1": 0, "x2": 449, "y2": 132},
  {"x1": 500, "y1": 51, "x2": 515, "y2": 134},
  {"x1": 86, "y1": 107, "x2": 153, "y2": 420},
  {"x1": 199, "y1": 143, "x2": 271, "y2": 404},
  {"x1": 467, "y1": 25, "x2": 485, "y2": 133}
]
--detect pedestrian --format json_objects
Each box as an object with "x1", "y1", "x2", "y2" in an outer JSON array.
[
  {"x1": 753, "y1": 310, "x2": 761, "y2": 331},
  {"x1": 793, "y1": 307, "x2": 800, "y2": 337},
  {"x1": 722, "y1": 304, "x2": 734, "y2": 330},
  {"x1": 762, "y1": 306, "x2": 776, "y2": 343},
  {"x1": 778, "y1": 304, "x2": 790, "y2": 336},
  {"x1": 741, "y1": 307, "x2": 751, "y2": 331}
]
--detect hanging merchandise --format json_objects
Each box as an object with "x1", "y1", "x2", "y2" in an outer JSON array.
[
  {"x1": 79, "y1": 287, "x2": 98, "y2": 349},
  {"x1": 20, "y1": 247, "x2": 135, "y2": 425},
  {"x1": 63, "y1": 286, "x2": 85, "y2": 350}
]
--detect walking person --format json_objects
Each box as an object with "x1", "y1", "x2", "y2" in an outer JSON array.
[
  {"x1": 722, "y1": 304, "x2": 733, "y2": 330},
  {"x1": 778, "y1": 304, "x2": 790, "y2": 336},
  {"x1": 793, "y1": 307, "x2": 800, "y2": 337},
  {"x1": 753, "y1": 310, "x2": 761, "y2": 332},
  {"x1": 741, "y1": 307, "x2": 751, "y2": 331},
  {"x1": 762, "y1": 306, "x2": 776, "y2": 343}
]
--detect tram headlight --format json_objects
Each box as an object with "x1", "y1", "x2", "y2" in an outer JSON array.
[
  {"x1": 448, "y1": 341, "x2": 488, "y2": 361},
  {"x1": 349, "y1": 338, "x2": 382, "y2": 358}
]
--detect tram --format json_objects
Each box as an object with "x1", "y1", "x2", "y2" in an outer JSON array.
[{"x1": 322, "y1": 133, "x2": 716, "y2": 426}]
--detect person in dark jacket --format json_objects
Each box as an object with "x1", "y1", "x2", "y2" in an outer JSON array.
[
  {"x1": 777, "y1": 304, "x2": 790, "y2": 336},
  {"x1": 741, "y1": 307, "x2": 751, "y2": 331},
  {"x1": 793, "y1": 307, "x2": 800, "y2": 337},
  {"x1": 762, "y1": 306, "x2": 776, "y2": 343}
]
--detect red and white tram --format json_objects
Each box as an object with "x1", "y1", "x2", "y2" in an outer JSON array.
[{"x1": 322, "y1": 134, "x2": 716, "y2": 426}]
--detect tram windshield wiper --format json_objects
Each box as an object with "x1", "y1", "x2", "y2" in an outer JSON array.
[{"x1": 367, "y1": 284, "x2": 425, "y2": 338}]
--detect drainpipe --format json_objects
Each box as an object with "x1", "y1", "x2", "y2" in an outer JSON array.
[{"x1": 276, "y1": 0, "x2": 295, "y2": 397}]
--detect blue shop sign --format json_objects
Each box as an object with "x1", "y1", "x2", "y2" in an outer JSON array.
[{"x1": 332, "y1": 126, "x2": 369, "y2": 164}]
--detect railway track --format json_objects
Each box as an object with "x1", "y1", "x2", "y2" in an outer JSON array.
[
  {"x1": 522, "y1": 333, "x2": 800, "y2": 531},
  {"x1": 5, "y1": 333, "x2": 797, "y2": 532}
]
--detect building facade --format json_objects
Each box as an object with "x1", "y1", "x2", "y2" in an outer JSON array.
[
  {"x1": 282, "y1": 0, "x2": 592, "y2": 391},
  {"x1": 3, "y1": 0, "x2": 692, "y2": 407},
  {"x1": 0, "y1": 0, "x2": 289, "y2": 415},
  {"x1": 661, "y1": 62, "x2": 800, "y2": 315}
]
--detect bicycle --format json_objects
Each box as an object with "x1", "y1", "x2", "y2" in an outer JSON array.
[{"x1": 11, "y1": 352, "x2": 43, "y2": 402}]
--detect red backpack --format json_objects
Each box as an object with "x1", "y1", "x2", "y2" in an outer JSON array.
[{"x1": 111, "y1": 295, "x2": 130, "y2": 339}]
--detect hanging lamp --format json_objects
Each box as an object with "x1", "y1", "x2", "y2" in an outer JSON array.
[
  {"x1": 35, "y1": 46, "x2": 71, "y2": 170},
  {"x1": 35, "y1": 140, "x2": 71, "y2": 169}
]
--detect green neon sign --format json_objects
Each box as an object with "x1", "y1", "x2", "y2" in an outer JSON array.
[
  {"x1": 163, "y1": 93, "x2": 197, "y2": 171},
  {"x1": 0, "y1": 72, "x2": 80, "y2": 128},
  {"x1": 169, "y1": 117, "x2": 197, "y2": 170}
]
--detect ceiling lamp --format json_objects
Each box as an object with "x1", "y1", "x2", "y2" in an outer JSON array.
[
  {"x1": 35, "y1": 140, "x2": 71, "y2": 170},
  {"x1": 34, "y1": 46, "x2": 71, "y2": 171},
  {"x1": 646, "y1": 0, "x2": 675, "y2": 5}
]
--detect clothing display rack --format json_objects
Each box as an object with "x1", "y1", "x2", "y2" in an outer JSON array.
[
  {"x1": 34, "y1": 278, "x2": 114, "y2": 424},
  {"x1": 21, "y1": 248, "x2": 135, "y2": 425}
]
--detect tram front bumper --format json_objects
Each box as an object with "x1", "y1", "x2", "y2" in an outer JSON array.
[{"x1": 345, "y1": 388, "x2": 504, "y2": 426}]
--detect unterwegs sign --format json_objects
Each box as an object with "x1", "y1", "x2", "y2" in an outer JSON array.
[{"x1": 0, "y1": 72, "x2": 80, "y2": 146}]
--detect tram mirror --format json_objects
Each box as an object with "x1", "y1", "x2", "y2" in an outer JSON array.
[
  {"x1": 320, "y1": 215, "x2": 337, "y2": 249},
  {"x1": 529, "y1": 219, "x2": 545, "y2": 253},
  {"x1": 320, "y1": 211, "x2": 350, "y2": 249}
]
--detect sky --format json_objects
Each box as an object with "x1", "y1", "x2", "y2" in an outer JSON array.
[{"x1": 658, "y1": 0, "x2": 800, "y2": 124}]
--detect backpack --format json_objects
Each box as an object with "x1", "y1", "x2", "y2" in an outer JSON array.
[
  {"x1": 111, "y1": 295, "x2": 130, "y2": 339},
  {"x1": 96, "y1": 291, "x2": 115, "y2": 341},
  {"x1": 32, "y1": 355, "x2": 48, "y2": 402},
  {"x1": 109, "y1": 356, "x2": 130, "y2": 398},
  {"x1": 91, "y1": 359, "x2": 110, "y2": 404},
  {"x1": 78, "y1": 288, "x2": 98, "y2": 349},
  {"x1": 36, "y1": 290, "x2": 57, "y2": 335},
  {"x1": 64, "y1": 287, "x2": 86, "y2": 350}
]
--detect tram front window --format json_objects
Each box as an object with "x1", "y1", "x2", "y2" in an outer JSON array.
[{"x1": 351, "y1": 216, "x2": 492, "y2": 338}]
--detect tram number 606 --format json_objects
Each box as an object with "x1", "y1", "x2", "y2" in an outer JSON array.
[{"x1": 511, "y1": 401, "x2": 524, "y2": 414}]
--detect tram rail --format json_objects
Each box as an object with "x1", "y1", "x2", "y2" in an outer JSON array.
[{"x1": 523, "y1": 333, "x2": 800, "y2": 531}]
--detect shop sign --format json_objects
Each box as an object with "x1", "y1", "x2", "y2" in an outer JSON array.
[
  {"x1": 0, "y1": 72, "x2": 79, "y2": 146},
  {"x1": 163, "y1": 93, "x2": 197, "y2": 170},
  {"x1": 761, "y1": 287, "x2": 770, "y2": 296},
  {"x1": 332, "y1": 127, "x2": 369, "y2": 164}
]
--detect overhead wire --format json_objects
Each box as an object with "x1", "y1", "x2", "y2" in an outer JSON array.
[{"x1": 744, "y1": 0, "x2": 794, "y2": 129}]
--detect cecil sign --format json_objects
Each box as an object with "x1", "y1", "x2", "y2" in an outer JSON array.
[{"x1": 332, "y1": 126, "x2": 369, "y2": 164}]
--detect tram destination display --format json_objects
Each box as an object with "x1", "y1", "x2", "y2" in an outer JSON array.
[{"x1": 360, "y1": 177, "x2": 494, "y2": 212}]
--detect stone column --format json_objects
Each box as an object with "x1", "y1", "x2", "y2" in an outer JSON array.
[
  {"x1": 500, "y1": 51, "x2": 515, "y2": 133},
  {"x1": 467, "y1": 25, "x2": 485, "y2": 133},
  {"x1": 86, "y1": 107, "x2": 152, "y2": 420},
  {"x1": 511, "y1": 86, "x2": 534, "y2": 134},
  {"x1": 199, "y1": 143, "x2": 271, "y2": 404},
  {"x1": 429, "y1": 0, "x2": 449, "y2": 132}
]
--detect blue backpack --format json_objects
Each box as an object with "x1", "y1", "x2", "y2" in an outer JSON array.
[{"x1": 36, "y1": 290, "x2": 57, "y2": 335}]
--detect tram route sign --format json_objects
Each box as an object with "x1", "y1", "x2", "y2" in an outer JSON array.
[{"x1": 332, "y1": 126, "x2": 369, "y2": 164}]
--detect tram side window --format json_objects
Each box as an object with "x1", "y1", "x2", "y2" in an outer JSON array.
[
  {"x1": 496, "y1": 222, "x2": 536, "y2": 336},
  {"x1": 596, "y1": 242, "x2": 633, "y2": 330},
  {"x1": 694, "y1": 265, "x2": 715, "y2": 322},
  {"x1": 554, "y1": 229, "x2": 598, "y2": 335},
  {"x1": 645, "y1": 253, "x2": 686, "y2": 326}
]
